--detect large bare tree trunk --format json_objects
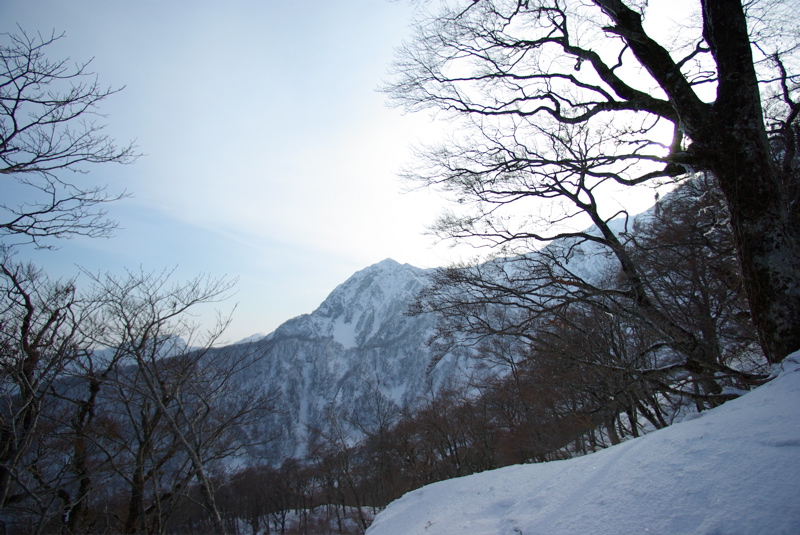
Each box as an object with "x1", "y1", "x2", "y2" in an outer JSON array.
[
  {"x1": 692, "y1": 0, "x2": 800, "y2": 363},
  {"x1": 600, "y1": 0, "x2": 800, "y2": 363},
  {"x1": 704, "y1": 123, "x2": 800, "y2": 364}
]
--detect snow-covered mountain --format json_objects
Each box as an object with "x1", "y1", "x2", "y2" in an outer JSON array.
[
  {"x1": 232, "y1": 202, "x2": 683, "y2": 463},
  {"x1": 238, "y1": 259, "x2": 471, "y2": 460},
  {"x1": 366, "y1": 352, "x2": 800, "y2": 535},
  {"x1": 232, "y1": 223, "x2": 636, "y2": 462}
]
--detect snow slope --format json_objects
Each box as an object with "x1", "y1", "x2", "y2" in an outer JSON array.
[{"x1": 367, "y1": 353, "x2": 800, "y2": 535}]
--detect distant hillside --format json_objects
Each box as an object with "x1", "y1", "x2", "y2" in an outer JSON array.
[{"x1": 226, "y1": 211, "x2": 673, "y2": 463}]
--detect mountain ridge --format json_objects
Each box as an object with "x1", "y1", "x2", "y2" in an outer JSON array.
[{"x1": 235, "y1": 257, "x2": 467, "y2": 461}]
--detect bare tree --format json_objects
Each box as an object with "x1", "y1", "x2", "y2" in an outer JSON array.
[
  {"x1": 0, "y1": 252, "x2": 94, "y2": 528},
  {"x1": 387, "y1": 0, "x2": 800, "y2": 363},
  {"x1": 627, "y1": 176, "x2": 763, "y2": 381},
  {"x1": 0, "y1": 30, "x2": 138, "y2": 526},
  {"x1": 309, "y1": 407, "x2": 372, "y2": 533},
  {"x1": 347, "y1": 381, "x2": 402, "y2": 510},
  {"x1": 1, "y1": 29, "x2": 137, "y2": 247},
  {"x1": 83, "y1": 268, "x2": 277, "y2": 535},
  {"x1": 0, "y1": 267, "x2": 276, "y2": 534},
  {"x1": 421, "y1": 180, "x2": 773, "y2": 435}
]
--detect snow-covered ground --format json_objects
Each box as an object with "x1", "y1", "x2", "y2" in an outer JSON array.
[{"x1": 367, "y1": 352, "x2": 800, "y2": 535}]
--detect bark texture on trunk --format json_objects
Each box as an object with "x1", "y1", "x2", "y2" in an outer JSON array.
[
  {"x1": 601, "y1": 0, "x2": 800, "y2": 362},
  {"x1": 693, "y1": 0, "x2": 800, "y2": 363}
]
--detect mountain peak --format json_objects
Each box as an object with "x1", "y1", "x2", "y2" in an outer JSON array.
[
  {"x1": 244, "y1": 258, "x2": 465, "y2": 459},
  {"x1": 309, "y1": 259, "x2": 428, "y2": 348},
  {"x1": 356, "y1": 258, "x2": 412, "y2": 275}
]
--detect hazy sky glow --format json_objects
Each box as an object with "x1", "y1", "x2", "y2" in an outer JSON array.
[
  {"x1": 3, "y1": 0, "x2": 459, "y2": 342},
  {"x1": 2, "y1": 0, "x2": 687, "y2": 342}
]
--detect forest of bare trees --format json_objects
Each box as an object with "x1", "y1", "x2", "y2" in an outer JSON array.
[
  {"x1": 2, "y1": 0, "x2": 798, "y2": 532},
  {"x1": 0, "y1": 31, "x2": 278, "y2": 534}
]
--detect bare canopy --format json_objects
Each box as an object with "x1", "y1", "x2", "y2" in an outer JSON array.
[
  {"x1": 386, "y1": 0, "x2": 800, "y2": 363},
  {"x1": 0, "y1": 30, "x2": 137, "y2": 247}
]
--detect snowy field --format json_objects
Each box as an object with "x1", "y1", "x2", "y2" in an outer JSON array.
[{"x1": 367, "y1": 353, "x2": 800, "y2": 535}]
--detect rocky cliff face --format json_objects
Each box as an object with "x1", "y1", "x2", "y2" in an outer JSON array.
[{"x1": 238, "y1": 259, "x2": 469, "y2": 461}]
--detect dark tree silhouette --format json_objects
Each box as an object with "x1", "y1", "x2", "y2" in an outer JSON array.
[
  {"x1": 386, "y1": 0, "x2": 800, "y2": 363},
  {"x1": 1, "y1": 30, "x2": 137, "y2": 247}
]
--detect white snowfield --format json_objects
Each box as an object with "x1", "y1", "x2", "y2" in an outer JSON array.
[{"x1": 367, "y1": 352, "x2": 800, "y2": 535}]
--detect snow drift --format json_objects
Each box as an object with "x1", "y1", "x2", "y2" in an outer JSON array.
[{"x1": 367, "y1": 353, "x2": 800, "y2": 535}]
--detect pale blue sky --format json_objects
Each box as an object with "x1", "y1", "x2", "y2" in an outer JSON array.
[
  {"x1": 2, "y1": 0, "x2": 689, "y2": 342},
  {"x1": 2, "y1": 0, "x2": 456, "y2": 341}
]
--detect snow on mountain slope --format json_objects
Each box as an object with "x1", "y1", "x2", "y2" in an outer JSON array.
[
  {"x1": 238, "y1": 259, "x2": 472, "y2": 460},
  {"x1": 234, "y1": 225, "x2": 634, "y2": 461},
  {"x1": 366, "y1": 352, "x2": 800, "y2": 535},
  {"x1": 308, "y1": 258, "x2": 428, "y2": 349}
]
